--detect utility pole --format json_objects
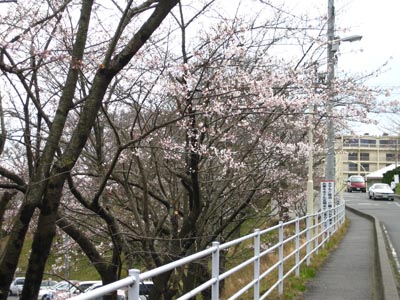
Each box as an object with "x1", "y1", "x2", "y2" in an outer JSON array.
[
  {"x1": 325, "y1": 0, "x2": 336, "y2": 181},
  {"x1": 307, "y1": 63, "x2": 318, "y2": 216},
  {"x1": 307, "y1": 102, "x2": 314, "y2": 216},
  {"x1": 395, "y1": 138, "x2": 399, "y2": 191}
]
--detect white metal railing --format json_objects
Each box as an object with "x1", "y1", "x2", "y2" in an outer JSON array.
[{"x1": 68, "y1": 202, "x2": 346, "y2": 300}]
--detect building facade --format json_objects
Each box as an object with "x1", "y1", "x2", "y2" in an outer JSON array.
[{"x1": 336, "y1": 134, "x2": 400, "y2": 181}]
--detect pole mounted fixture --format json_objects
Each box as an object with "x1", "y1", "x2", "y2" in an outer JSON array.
[{"x1": 340, "y1": 35, "x2": 363, "y2": 42}]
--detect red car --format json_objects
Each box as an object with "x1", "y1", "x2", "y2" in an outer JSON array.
[{"x1": 346, "y1": 175, "x2": 366, "y2": 193}]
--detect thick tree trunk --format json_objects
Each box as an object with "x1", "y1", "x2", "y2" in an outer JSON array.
[
  {"x1": 0, "y1": 191, "x2": 16, "y2": 231},
  {"x1": 149, "y1": 271, "x2": 176, "y2": 300},
  {"x1": 0, "y1": 201, "x2": 36, "y2": 300},
  {"x1": 20, "y1": 178, "x2": 65, "y2": 300},
  {"x1": 0, "y1": 1, "x2": 179, "y2": 300},
  {"x1": 19, "y1": 213, "x2": 58, "y2": 300}
]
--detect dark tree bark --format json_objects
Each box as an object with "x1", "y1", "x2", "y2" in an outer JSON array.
[
  {"x1": 0, "y1": 1, "x2": 179, "y2": 300},
  {"x1": 0, "y1": 191, "x2": 16, "y2": 232}
]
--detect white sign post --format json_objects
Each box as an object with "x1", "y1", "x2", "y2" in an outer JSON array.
[{"x1": 321, "y1": 180, "x2": 335, "y2": 231}]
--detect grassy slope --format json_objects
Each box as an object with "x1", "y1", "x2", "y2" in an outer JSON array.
[{"x1": 6, "y1": 216, "x2": 349, "y2": 299}]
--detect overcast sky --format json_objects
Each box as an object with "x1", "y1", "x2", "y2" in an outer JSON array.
[
  {"x1": 337, "y1": 0, "x2": 400, "y2": 135},
  {"x1": 2, "y1": 0, "x2": 398, "y2": 134},
  {"x1": 313, "y1": 0, "x2": 400, "y2": 135},
  {"x1": 281, "y1": 0, "x2": 399, "y2": 135}
]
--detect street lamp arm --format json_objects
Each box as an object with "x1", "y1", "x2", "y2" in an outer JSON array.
[{"x1": 339, "y1": 35, "x2": 363, "y2": 42}]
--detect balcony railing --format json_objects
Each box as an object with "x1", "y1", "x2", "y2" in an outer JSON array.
[{"x1": 343, "y1": 143, "x2": 398, "y2": 149}]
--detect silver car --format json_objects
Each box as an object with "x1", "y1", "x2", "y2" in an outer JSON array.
[
  {"x1": 9, "y1": 277, "x2": 25, "y2": 296},
  {"x1": 368, "y1": 183, "x2": 394, "y2": 200}
]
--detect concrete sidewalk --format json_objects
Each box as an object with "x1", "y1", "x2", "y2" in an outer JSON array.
[{"x1": 303, "y1": 209, "x2": 376, "y2": 300}]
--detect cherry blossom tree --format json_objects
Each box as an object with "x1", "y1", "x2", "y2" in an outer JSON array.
[
  {"x1": 0, "y1": 0, "x2": 179, "y2": 299},
  {"x1": 48, "y1": 3, "x2": 377, "y2": 299},
  {"x1": 0, "y1": 1, "x2": 379, "y2": 300}
]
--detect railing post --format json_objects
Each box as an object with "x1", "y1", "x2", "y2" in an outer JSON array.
[
  {"x1": 306, "y1": 216, "x2": 311, "y2": 266},
  {"x1": 343, "y1": 202, "x2": 346, "y2": 223},
  {"x1": 330, "y1": 206, "x2": 333, "y2": 236},
  {"x1": 334, "y1": 200, "x2": 338, "y2": 232},
  {"x1": 335, "y1": 202, "x2": 339, "y2": 232},
  {"x1": 278, "y1": 221, "x2": 284, "y2": 295},
  {"x1": 321, "y1": 208, "x2": 328, "y2": 244},
  {"x1": 211, "y1": 241, "x2": 220, "y2": 300},
  {"x1": 314, "y1": 214, "x2": 319, "y2": 254},
  {"x1": 322, "y1": 205, "x2": 327, "y2": 243},
  {"x1": 254, "y1": 229, "x2": 260, "y2": 300},
  {"x1": 128, "y1": 269, "x2": 140, "y2": 300},
  {"x1": 327, "y1": 206, "x2": 332, "y2": 239},
  {"x1": 342, "y1": 201, "x2": 346, "y2": 224},
  {"x1": 295, "y1": 217, "x2": 300, "y2": 277}
]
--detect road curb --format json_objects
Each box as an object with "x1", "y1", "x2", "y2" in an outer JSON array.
[{"x1": 346, "y1": 205, "x2": 399, "y2": 300}]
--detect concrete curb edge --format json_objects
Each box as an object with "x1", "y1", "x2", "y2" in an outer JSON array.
[{"x1": 346, "y1": 204, "x2": 399, "y2": 300}]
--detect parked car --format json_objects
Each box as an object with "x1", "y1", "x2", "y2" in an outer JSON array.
[
  {"x1": 52, "y1": 281, "x2": 101, "y2": 300},
  {"x1": 40, "y1": 280, "x2": 58, "y2": 289},
  {"x1": 139, "y1": 281, "x2": 153, "y2": 296},
  {"x1": 84, "y1": 282, "x2": 126, "y2": 300},
  {"x1": 9, "y1": 277, "x2": 25, "y2": 296},
  {"x1": 38, "y1": 280, "x2": 79, "y2": 300},
  {"x1": 368, "y1": 183, "x2": 394, "y2": 200},
  {"x1": 84, "y1": 280, "x2": 153, "y2": 300},
  {"x1": 346, "y1": 175, "x2": 366, "y2": 193}
]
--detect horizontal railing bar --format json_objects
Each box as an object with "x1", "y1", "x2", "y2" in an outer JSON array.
[
  {"x1": 69, "y1": 277, "x2": 135, "y2": 300},
  {"x1": 219, "y1": 256, "x2": 258, "y2": 280},
  {"x1": 283, "y1": 234, "x2": 298, "y2": 244},
  {"x1": 260, "y1": 279, "x2": 280, "y2": 300},
  {"x1": 177, "y1": 278, "x2": 216, "y2": 300},
  {"x1": 258, "y1": 223, "x2": 282, "y2": 235},
  {"x1": 68, "y1": 202, "x2": 345, "y2": 300},
  {"x1": 259, "y1": 260, "x2": 281, "y2": 280},
  {"x1": 227, "y1": 278, "x2": 257, "y2": 300}
]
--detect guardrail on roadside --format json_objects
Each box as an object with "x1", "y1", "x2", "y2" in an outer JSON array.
[{"x1": 68, "y1": 202, "x2": 346, "y2": 300}]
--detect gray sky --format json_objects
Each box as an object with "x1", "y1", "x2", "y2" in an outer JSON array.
[
  {"x1": 287, "y1": 0, "x2": 400, "y2": 135},
  {"x1": 330, "y1": 0, "x2": 400, "y2": 135}
]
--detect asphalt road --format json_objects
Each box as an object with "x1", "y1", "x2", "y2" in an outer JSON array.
[{"x1": 344, "y1": 191, "x2": 400, "y2": 273}]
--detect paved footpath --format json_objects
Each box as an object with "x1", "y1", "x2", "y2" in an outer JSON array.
[{"x1": 303, "y1": 210, "x2": 374, "y2": 300}]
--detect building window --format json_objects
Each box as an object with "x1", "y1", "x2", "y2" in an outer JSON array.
[
  {"x1": 359, "y1": 139, "x2": 376, "y2": 147},
  {"x1": 344, "y1": 139, "x2": 359, "y2": 147},
  {"x1": 348, "y1": 163, "x2": 357, "y2": 172},
  {"x1": 360, "y1": 153, "x2": 369, "y2": 161},
  {"x1": 387, "y1": 153, "x2": 395, "y2": 161},
  {"x1": 361, "y1": 163, "x2": 369, "y2": 172},
  {"x1": 348, "y1": 152, "x2": 358, "y2": 160},
  {"x1": 386, "y1": 153, "x2": 400, "y2": 161},
  {"x1": 380, "y1": 139, "x2": 398, "y2": 148}
]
